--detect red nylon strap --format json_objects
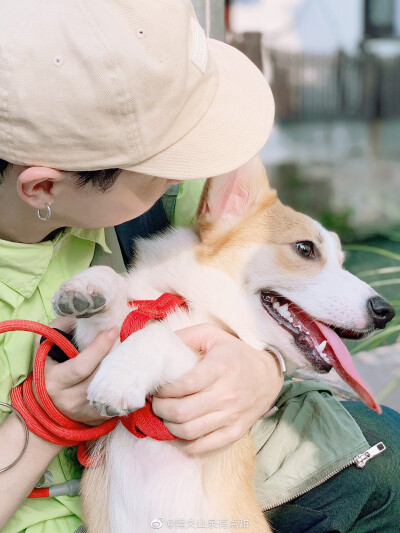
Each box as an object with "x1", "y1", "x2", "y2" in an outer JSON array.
[
  {"x1": 120, "y1": 293, "x2": 187, "y2": 441},
  {"x1": 0, "y1": 293, "x2": 186, "y2": 497},
  {"x1": 2, "y1": 320, "x2": 118, "y2": 497},
  {"x1": 120, "y1": 293, "x2": 187, "y2": 342}
]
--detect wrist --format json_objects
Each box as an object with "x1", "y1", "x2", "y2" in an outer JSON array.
[
  {"x1": 261, "y1": 348, "x2": 285, "y2": 383},
  {"x1": 258, "y1": 348, "x2": 284, "y2": 413},
  {"x1": 0, "y1": 412, "x2": 62, "y2": 472}
]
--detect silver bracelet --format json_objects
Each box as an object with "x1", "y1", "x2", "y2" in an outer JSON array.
[
  {"x1": 0, "y1": 402, "x2": 29, "y2": 473},
  {"x1": 264, "y1": 344, "x2": 287, "y2": 374},
  {"x1": 261, "y1": 345, "x2": 287, "y2": 419}
]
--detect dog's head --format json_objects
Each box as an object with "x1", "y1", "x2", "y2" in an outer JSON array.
[{"x1": 196, "y1": 156, "x2": 395, "y2": 413}]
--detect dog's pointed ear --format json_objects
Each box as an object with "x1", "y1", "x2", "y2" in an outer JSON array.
[{"x1": 197, "y1": 155, "x2": 273, "y2": 230}]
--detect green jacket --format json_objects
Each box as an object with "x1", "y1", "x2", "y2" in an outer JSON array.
[{"x1": 0, "y1": 182, "x2": 370, "y2": 533}]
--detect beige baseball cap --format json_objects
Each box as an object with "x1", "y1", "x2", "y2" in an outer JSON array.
[{"x1": 0, "y1": 0, "x2": 274, "y2": 179}]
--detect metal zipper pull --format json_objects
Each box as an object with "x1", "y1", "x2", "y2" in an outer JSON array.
[{"x1": 353, "y1": 442, "x2": 386, "y2": 469}]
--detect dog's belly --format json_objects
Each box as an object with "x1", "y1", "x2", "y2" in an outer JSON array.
[{"x1": 108, "y1": 424, "x2": 211, "y2": 533}]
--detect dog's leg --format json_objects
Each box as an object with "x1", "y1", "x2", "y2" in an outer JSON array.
[
  {"x1": 202, "y1": 434, "x2": 271, "y2": 533},
  {"x1": 86, "y1": 320, "x2": 198, "y2": 415},
  {"x1": 80, "y1": 436, "x2": 112, "y2": 533},
  {"x1": 52, "y1": 266, "x2": 133, "y2": 532}
]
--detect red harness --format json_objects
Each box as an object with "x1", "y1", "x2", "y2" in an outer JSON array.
[
  {"x1": 120, "y1": 293, "x2": 187, "y2": 440},
  {"x1": 2, "y1": 293, "x2": 186, "y2": 497}
]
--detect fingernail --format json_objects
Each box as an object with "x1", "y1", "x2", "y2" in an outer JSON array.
[{"x1": 107, "y1": 328, "x2": 119, "y2": 339}]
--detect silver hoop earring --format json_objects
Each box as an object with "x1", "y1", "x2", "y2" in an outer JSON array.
[{"x1": 36, "y1": 203, "x2": 51, "y2": 222}]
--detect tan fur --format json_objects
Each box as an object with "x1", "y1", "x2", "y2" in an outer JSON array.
[
  {"x1": 197, "y1": 187, "x2": 326, "y2": 281},
  {"x1": 81, "y1": 437, "x2": 111, "y2": 533},
  {"x1": 202, "y1": 434, "x2": 271, "y2": 532},
  {"x1": 82, "y1": 158, "x2": 323, "y2": 532},
  {"x1": 329, "y1": 231, "x2": 345, "y2": 265}
]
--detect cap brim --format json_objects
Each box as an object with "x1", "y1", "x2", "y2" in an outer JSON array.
[{"x1": 123, "y1": 39, "x2": 274, "y2": 179}]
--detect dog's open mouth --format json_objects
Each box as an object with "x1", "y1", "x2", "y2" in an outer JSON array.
[{"x1": 261, "y1": 291, "x2": 381, "y2": 414}]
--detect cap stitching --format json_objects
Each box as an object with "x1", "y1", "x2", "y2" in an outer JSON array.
[
  {"x1": 0, "y1": 0, "x2": 45, "y2": 164},
  {"x1": 128, "y1": 42, "x2": 274, "y2": 179},
  {"x1": 0, "y1": 37, "x2": 12, "y2": 162},
  {"x1": 73, "y1": 0, "x2": 144, "y2": 161},
  {"x1": 136, "y1": 28, "x2": 146, "y2": 39}
]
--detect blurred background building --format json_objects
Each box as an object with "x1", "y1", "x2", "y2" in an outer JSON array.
[
  {"x1": 226, "y1": 0, "x2": 400, "y2": 242},
  {"x1": 194, "y1": 0, "x2": 400, "y2": 407}
]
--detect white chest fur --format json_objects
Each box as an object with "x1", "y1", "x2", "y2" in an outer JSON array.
[{"x1": 108, "y1": 427, "x2": 210, "y2": 532}]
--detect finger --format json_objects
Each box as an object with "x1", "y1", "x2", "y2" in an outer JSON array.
[
  {"x1": 34, "y1": 333, "x2": 41, "y2": 354},
  {"x1": 170, "y1": 424, "x2": 244, "y2": 456},
  {"x1": 163, "y1": 410, "x2": 230, "y2": 440},
  {"x1": 174, "y1": 323, "x2": 222, "y2": 354},
  {"x1": 154, "y1": 357, "x2": 222, "y2": 398},
  {"x1": 34, "y1": 316, "x2": 75, "y2": 353},
  {"x1": 49, "y1": 315, "x2": 76, "y2": 333},
  {"x1": 152, "y1": 390, "x2": 217, "y2": 422},
  {"x1": 56, "y1": 328, "x2": 119, "y2": 388},
  {"x1": 68, "y1": 395, "x2": 110, "y2": 426}
]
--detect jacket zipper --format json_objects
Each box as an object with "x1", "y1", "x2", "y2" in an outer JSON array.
[{"x1": 262, "y1": 442, "x2": 386, "y2": 511}]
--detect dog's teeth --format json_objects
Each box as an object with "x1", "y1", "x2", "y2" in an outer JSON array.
[
  {"x1": 288, "y1": 317, "x2": 293, "y2": 323},
  {"x1": 275, "y1": 304, "x2": 290, "y2": 318},
  {"x1": 306, "y1": 331, "x2": 310, "y2": 335},
  {"x1": 273, "y1": 302, "x2": 280, "y2": 309},
  {"x1": 319, "y1": 351, "x2": 330, "y2": 364},
  {"x1": 316, "y1": 340, "x2": 327, "y2": 354},
  {"x1": 277, "y1": 304, "x2": 291, "y2": 319}
]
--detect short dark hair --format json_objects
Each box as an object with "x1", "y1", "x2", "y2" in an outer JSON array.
[
  {"x1": 0, "y1": 159, "x2": 8, "y2": 185},
  {"x1": 0, "y1": 159, "x2": 122, "y2": 191}
]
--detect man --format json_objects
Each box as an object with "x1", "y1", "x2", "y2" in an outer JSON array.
[{"x1": 0, "y1": 1, "x2": 398, "y2": 532}]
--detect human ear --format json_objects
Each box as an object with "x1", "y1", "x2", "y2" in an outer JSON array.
[{"x1": 16, "y1": 167, "x2": 65, "y2": 209}]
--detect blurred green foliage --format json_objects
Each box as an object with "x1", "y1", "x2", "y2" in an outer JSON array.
[{"x1": 343, "y1": 238, "x2": 400, "y2": 353}]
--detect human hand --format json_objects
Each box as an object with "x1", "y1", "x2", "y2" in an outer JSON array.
[
  {"x1": 152, "y1": 323, "x2": 284, "y2": 455},
  {"x1": 34, "y1": 317, "x2": 119, "y2": 425}
]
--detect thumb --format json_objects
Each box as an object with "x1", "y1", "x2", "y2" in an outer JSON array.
[{"x1": 56, "y1": 328, "x2": 119, "y2": 388}]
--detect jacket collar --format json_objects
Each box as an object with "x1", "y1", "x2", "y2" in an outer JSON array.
[{"x1": 0, "y1": 228, "x2": 110, "y2": 299}]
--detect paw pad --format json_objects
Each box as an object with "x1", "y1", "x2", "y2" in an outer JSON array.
[{"x1": 53, "y1": 288, "x2": 107, "y2": 318}]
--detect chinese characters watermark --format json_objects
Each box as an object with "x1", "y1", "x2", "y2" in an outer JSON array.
[{"x1": 150, "y1": 518, "x2": 250, "y2": 529}]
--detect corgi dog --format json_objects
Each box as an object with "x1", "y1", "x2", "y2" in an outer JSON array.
[{"x1": 53, "y1": 156, "x2": 394, "y2": 533}]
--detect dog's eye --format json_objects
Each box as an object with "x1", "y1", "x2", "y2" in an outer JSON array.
[{"x1": 295, "y1": 241, "x2": 315, "y2": 258}]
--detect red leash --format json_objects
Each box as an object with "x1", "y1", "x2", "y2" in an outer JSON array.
[{"x1": 2, "y1": 293, "x2": 187, "y2": 498}]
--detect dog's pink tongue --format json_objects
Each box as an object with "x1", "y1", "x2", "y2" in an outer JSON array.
[{"x1": 315, "y1": 321, "x2": 382, "y2": 414}]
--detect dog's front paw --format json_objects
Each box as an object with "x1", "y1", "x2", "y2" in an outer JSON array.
[
  {"x1": 52, "y1": 266, "x2": 122, "y2": 318},
  {"x1": 91, "y1": 401, "x2": 121, "y2": 418},
  {"x1": 87, "y1": 352, "x2": 148, "y2": 416},
  {"x1": 52, "y1": 284, "x2": 106, "y2": 318}
]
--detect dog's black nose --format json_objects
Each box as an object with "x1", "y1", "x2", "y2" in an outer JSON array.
[{"x1": 367, "y1": 296, "x2": 395, "y2": 329}]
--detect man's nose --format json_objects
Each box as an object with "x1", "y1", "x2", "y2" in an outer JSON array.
[{"x1": 367, "y1": 296, "x2": 395, "y2": 329}]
